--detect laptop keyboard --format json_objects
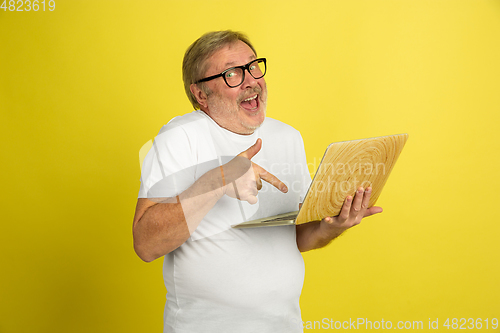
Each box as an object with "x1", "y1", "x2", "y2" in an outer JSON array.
[{"x1": 261, "y1": 213, "x2": 298, "y2": 223}]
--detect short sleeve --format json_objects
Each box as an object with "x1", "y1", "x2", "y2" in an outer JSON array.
[{"x1": 138, "y1": 123, "x2": 196, "y2": 199}]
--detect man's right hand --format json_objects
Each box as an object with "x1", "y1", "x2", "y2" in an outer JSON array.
[{"x1": 222, "y1": 138, "x2": 288, "y2": 204}]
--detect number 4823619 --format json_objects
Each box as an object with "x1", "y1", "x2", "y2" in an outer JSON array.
[
  {"x1": 1, "y1": 0, "x2": 56, "y2": 11},
  {"x1": 443, "y1": 318, "x2": 499, "y2": 330}
]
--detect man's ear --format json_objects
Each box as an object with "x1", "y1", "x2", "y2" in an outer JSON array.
[{"x1": 190, "y1": 83, "x2": 208, "y2": 111}]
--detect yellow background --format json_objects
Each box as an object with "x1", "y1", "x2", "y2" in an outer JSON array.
[{"x1": 1, "y1": 0, "x2": 499, "y2": 332}]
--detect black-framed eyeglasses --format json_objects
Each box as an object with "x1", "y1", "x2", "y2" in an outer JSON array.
[{"x1": 195, "y1": 58, "x2": 267, "y2": 88}]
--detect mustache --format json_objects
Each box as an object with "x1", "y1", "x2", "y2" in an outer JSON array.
[{"x1": 237, "y1": 87, "x2": 263, "y2": 103}]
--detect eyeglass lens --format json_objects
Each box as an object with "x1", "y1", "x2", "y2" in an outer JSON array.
[{"x1": 224, "y1": 59, "x2": 266, "y2": 87}]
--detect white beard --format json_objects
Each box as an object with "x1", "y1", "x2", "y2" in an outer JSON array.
[{"x1": 206, "y1": 88, "x2": 267, "y2": 134}]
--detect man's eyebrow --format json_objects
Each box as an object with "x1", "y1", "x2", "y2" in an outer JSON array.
[{"x1": 223, "y1": 56, "x2": 257, "y2": 68}]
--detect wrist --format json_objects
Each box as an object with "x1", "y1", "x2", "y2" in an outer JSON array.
[{"x1": 319, "y1": 218, "x2": 347, "y2": 240}]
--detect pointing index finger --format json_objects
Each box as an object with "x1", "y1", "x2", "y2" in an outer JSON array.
[{"x1": 253, "y1": 163, "x2": 288, "y2": 193}]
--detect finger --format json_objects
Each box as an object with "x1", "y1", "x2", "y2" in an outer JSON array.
[
  {"x1": 364, "y1": 206, "x2": 383, "y2": 217},
  {"x1": 246, "y1": 195, "x2": 258, "y2": 205},
  {"x1": 231, "y1": 170, "x2": 262, "y2": 195},
  {"x1": 238, "y1": 138, "x2": 262, "y2": 160},
  {"x1": 254, "y1": 163, "x2": 288, "y2": 193},
  {"x1": 359, "y1": 187, "x2": 372, "y2": 214},
  {"x1": 251, "y1": 165, "x2": 263, "y2": 190},
  {"x1": 249, "y1": 182, "x2": 259, "y2": 196},
  {"x1": 338, "y1": 195, "x2": 353, "y2": 222},
  {"x1": 233, "y1": 180, "x2": 258, "y2": 197},
  {"x1": 322, "y1": 216, "x2": 333, "y2": 224},
  {"x1": 232, "y1": 182, "x2": 258, "y2": 204},
  {"x1": 350, "y1": 187, "x2": 365, "y2": 214},
  {"x1": 255, "y1": 176, "x2": 263, "y2": 191}
]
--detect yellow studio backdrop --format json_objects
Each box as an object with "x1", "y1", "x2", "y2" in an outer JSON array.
[{"x1": 1, "y1": 0, "x2": 499, "y2": 332}]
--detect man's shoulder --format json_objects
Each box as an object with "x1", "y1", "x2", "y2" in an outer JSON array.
[
  {"x1": 158, "y1": 110, "x2": 207, "y2": 135},
  {"x1": 149, "y1": 111, "x2": 211, "y2": 155}
]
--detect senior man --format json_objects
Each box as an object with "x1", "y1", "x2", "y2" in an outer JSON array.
[{"x1": 133, "y1": 30, "x2": 382, "y2": 333}]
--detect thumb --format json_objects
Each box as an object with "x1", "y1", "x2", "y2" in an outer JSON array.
[{"x1": 238, "y1": 138, "x2": 262, "y2": 160}]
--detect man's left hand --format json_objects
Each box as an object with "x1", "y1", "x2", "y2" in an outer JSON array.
[{"x1": 319, "y1": 186, "x2": 383, "y2": 238}]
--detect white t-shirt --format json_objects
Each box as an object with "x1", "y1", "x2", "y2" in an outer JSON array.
[{"x1": 139, "y1": 110, "x2": 311, "y2": 333}]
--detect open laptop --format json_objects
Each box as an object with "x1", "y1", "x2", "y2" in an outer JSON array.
[{"x1": 231, "y1": 133, "x2": 408, "y2": 228}]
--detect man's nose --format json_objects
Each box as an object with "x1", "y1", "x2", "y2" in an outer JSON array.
[{"x1": 241, "y1": 70, "x2": 258, "y2": 89}]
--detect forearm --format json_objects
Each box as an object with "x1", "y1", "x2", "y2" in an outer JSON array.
[
  {"x1": 133, "y1": 201, "x2": 189, "y2": 262},
  {"x1": 133, "y1": 168, "x2": 224, "y2": 262}
]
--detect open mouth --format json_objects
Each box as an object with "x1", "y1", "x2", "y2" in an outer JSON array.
[{"x1": 240, "y1": 94, "x2": 259, "y2": 111}]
